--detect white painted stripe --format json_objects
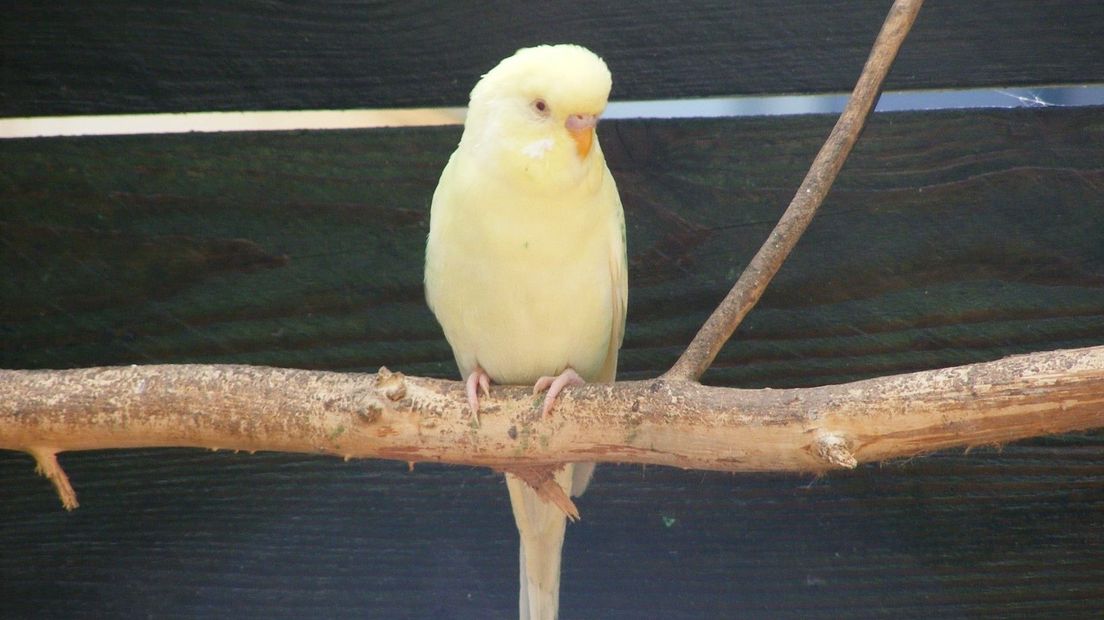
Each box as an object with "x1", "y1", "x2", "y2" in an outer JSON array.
[
  {"x1": 1, "y1": 86, "x2": 1101, "y2": 139},
  {"x1": 0, "y1": 108, "x2": 467, "y2": 139},
  {"x1": 604, "y1": 85, "x2": 1104, "y2": 119}
]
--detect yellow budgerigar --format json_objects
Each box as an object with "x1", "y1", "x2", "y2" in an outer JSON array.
[{"x1": 424, "y1": 44, "x2": 627, "y2": 619}]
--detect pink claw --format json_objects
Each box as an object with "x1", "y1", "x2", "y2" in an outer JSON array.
[
  {"x1": 465, "y1": 366, "x2": 491, "y2": 420},
  {"x1": 532, "y1": 368, "x2": 585, "y2": 417}
]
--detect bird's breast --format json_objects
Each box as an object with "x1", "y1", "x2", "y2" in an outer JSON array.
[{"x1": 427, "y1": 203, "x2": 614, "y2": 385}]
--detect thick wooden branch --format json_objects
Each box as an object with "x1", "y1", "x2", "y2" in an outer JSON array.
[{"x1": 5, "y1": 344, "x2": 1104, "y2": 509}]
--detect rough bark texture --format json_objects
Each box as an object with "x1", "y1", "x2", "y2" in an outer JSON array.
[{"x1": 4, "y1": 345, "x2": 1103, "y2": 509}]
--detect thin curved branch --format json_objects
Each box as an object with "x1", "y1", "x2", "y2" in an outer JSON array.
[
  {"x1": 4, "y1": 345, "x2": 1103, "y2": 510},
  {"x1": 665, "y1": 0, "x2": 926, "y2": 381}
]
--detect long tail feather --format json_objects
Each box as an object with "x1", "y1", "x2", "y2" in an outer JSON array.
[{"x1": 506, "y1": 464, "x2": 579, "y2": 620}]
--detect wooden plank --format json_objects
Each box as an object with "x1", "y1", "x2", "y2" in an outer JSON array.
[
  {"x1": 3, "y1": 107, "x2": 1102, "y2": 386},
  {"x1": 2, "y1": 106, "x2": 1104, "y2": 616},
  {"x1": 1, "y1": 438, "x2": 1103, "y2": 618},
  {"x1": 3, "y1": 1, "x2": 1103, "y2": 116}
]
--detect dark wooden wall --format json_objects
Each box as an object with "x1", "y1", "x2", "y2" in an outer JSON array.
[
  {"x1": 3, "y1": 2, "x2": 1104, "y2": 618},
  {"x1": 4, "y1": 1, "x2": 1103, "y2": 115}
]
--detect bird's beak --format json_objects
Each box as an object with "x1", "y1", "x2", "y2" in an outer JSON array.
[{"x1": 566, "y1": 113, "x2": 598, "y2": 158}]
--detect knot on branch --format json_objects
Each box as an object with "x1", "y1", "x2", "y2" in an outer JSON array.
[
  {"x1": 376, "y1": 367, "x2": 407, "y2": 401},
  {"x1": 813, "y1": 432, "x2": 857, "y2": 469}
]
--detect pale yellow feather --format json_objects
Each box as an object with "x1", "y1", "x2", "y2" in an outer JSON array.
[{"x1": 424, "y1": 44, "x2": 626, "y2": 620}]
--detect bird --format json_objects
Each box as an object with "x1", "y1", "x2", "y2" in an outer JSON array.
[{"x1": 424, "y1": 44, "x2": 627, "y2": 619}]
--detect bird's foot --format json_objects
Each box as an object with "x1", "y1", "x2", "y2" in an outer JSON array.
[
  {"x1": 465, "y1": 366, "x2": 491, "y2": 423},
  {"x1": 532, "y1": 368, "x2": 584, "y2": 418}
]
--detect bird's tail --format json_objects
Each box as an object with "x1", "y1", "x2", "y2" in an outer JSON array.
[{"x1": 506, "y1": 462, "x2": 593, "y2": 620}]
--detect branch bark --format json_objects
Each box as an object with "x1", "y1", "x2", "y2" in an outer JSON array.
[
  {"x1": 11, "y1": 0, "x2": 1088, "y2": 521},
  {"x1": 5, "y1": 345, "x2": 1104, "y2": 509},
  {"x1": 665, "y1": 0, "x2": 925, "y2": 381}
]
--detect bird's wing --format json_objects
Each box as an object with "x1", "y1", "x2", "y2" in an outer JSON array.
[{"x1": 596, "y1": 170, "x2": 628, "y2": 386}]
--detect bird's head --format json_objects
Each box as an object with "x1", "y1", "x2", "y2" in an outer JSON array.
[{"x1": 461, "y1": 44, "x2": 612, "y2": 191}]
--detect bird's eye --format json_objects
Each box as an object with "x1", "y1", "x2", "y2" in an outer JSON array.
[{"x1": 532, "y1": 99, "x2": 550, "y2": 116}]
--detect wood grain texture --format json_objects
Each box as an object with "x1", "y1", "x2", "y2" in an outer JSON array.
[
  {"x1": 2, "y1": 0, "x2": 1103, "y2": 116},
  {"x1": 2, "y1": 106, "x2": 1104, "y2": 617},
  {"x1": 5, "y1": 107, "x2": 1101, "y2": 386},
  {"x1": 2, "y1": 442, "x2": 1103, "y2": 618}
]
